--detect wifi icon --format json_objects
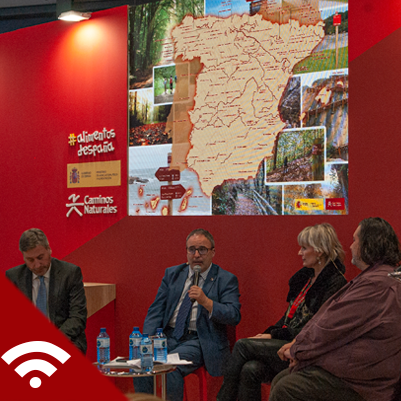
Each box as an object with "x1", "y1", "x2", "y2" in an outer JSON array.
[{"x1": 1, "y1": 341, "x2": 71, "y2": 388}]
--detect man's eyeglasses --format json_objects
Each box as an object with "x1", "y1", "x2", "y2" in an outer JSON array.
[{"x1": 187, "y1": 246, "x2": 212, "y2": 255}]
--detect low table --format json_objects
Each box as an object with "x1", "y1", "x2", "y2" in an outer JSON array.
[{"x1": 95, "y1": 362, "x2": 176, "y2": 400}]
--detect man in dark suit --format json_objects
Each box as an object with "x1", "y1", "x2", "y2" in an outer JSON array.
[
  {"x1": 134, "y1": 228, "x2": 241, "y2": 400},
  {"x1": 6, "y1": 228, "x2": 87, "y2": 354}
]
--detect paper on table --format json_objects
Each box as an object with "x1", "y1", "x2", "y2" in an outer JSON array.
[
  {"x1": 103, "y1": 357, "x2": 136, "y2": 368},
  {"x1": 125, "y1": 358, "x2": 141, "y2": 367},
  {"x1": 123, "y1": 353, "x2": 192, "y2": 366},
  {"x1": 166, "y1": 353, "x2": 192, "y2": 365}
]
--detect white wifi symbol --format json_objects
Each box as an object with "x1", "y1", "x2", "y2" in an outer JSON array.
[{"x1": 1, "y1": 341, "x2": 71, "y2": 388}]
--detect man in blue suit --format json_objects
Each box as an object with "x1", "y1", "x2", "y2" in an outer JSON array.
[{"x1": 134, "y1": 228, "x2": 241, "y2": 400}]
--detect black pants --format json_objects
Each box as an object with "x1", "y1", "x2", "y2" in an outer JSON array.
[{"x1": 217, "y1": 338, "x2": 289, "y2": 401}]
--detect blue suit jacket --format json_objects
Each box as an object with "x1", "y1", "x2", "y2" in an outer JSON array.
[{"x1": 143, "y1": 263, "x2": 241, "y2": 376}]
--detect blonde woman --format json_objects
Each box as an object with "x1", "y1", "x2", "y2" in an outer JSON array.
[{"x1": 218, "y1": 223, "x2": 347, "y2": 401}]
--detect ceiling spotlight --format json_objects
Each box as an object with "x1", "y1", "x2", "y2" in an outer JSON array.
[{"x1": 58, "y1": 11, "x2": 91, "y2": 22}]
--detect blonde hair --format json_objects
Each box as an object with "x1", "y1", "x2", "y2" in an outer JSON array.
[{"x1": 297, "y1": 223, "x2": 345, "y2": 263}]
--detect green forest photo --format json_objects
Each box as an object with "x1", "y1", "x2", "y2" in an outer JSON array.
[
  {"x1": 266, "y1": 128, "x2": 325, "y2": 183},
  {"x1": 129, "y1": 0, "x2": 204, "y2": 89}
]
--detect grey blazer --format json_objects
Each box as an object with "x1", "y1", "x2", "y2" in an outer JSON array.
[{"x1": 6, "y1": 258, "x2": 87, "y2": 353}]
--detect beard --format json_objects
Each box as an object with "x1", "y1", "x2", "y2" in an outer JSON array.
[{"x1": 351, "y1": 253, "x2": 367, "y2": 271}]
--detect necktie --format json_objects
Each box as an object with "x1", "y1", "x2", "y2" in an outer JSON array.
[
  {"x1": 36, "y1": 276, "x2": 47, "y2": 315},
  {"x1": 173, "y1": 277, "x2": 195, "y2": 340}
]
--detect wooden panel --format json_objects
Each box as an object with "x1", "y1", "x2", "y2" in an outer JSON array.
[{"x1": 84, "y1": 283, "x2": 116, "y2": 318}]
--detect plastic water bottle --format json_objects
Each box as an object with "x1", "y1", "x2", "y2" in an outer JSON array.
[
  {"x1": 153, "y1": 328, "x2": 168, "y2": 363},
  {"x1": 97, "y1": 328, "x2": 110, "y2": 364},
  {"x1": 129, "y1": 326, "x2": 142, "y2": 360},
  {"x1": 140, "y1": 333, "x2": 154, "y2": 372}
]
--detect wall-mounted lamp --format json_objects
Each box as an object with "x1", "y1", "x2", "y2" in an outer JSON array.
[{"x1": 58, "y1": 11, "x2": 91, "y2": 22}]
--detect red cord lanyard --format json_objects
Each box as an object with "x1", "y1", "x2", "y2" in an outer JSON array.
[{"x1": 282, "y1": 278, "x2": 312, "y2": 327}]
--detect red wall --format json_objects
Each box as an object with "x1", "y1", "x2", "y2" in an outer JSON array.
[
  {"x1": 2, "y1": 3, "x2": 401, "y2": 400},
  {"x1": 0, "y1": 6, "x2": 128, "y2": 269}
]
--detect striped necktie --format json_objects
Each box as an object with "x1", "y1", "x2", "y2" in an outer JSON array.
[
  {"x1": 36, "y1": 276, "x2": 47, "y2": 315},
  {"x1": 173, "y1": 276, "x2": 196, "y2": 340}
]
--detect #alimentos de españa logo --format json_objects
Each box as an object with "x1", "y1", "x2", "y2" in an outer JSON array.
[
  {"x1": 68, "y1": 128, "x2": 115, "y2": 157},
  {"x1": 66, "y1": 127, "x2": 119, "y2": 218}
]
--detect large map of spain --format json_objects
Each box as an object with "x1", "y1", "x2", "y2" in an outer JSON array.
[{"x1": 171, "y1": 13, "x2": 325, "y2": 196}]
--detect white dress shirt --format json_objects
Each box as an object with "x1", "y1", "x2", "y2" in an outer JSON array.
[{"x1": 169, "y1": 263, "x2": 212, "y2": 331}]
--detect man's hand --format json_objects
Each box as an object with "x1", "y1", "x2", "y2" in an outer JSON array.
[
  {"x1": 278, "y1": 342, "x2": 292, "y2": 360},
  {"x1": 278, "y1": 339, "x2": 298, "y2": 368},
  {"x1": 248, "y1": 333, "x2": 272, "y2": 339},
  {"x1": 278, "y1": 339, "x2": 296, "y2": 360},
  {"x1": 188, "y1": 285, "x2": 213, "y2": 312}
]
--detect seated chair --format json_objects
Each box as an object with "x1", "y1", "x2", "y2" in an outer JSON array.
[{"x1": 183, "y1": 326, "x2": 237, "y2": 401}]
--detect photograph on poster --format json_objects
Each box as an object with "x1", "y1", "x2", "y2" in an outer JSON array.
[
  {"x1": 293, "y1": 4, "x2": 349, "y2": 74},
  {"x1": 301, "y1": 69, "x2": 348, "y2": 163},
  {"x1": 129, "y1": 89, "x2": 172, "y2": 147},
  {"x1": 128, "y1": 145, "x2": 211, "y2": 216},
  {"x1": 212, "y1": 171, "x2": 283, "y2": 215},
  {"x1": 129, "y1": 0, "x2": 204, "y2": 90},
  {"x1": 128, "y1": 0, "x2": 349, "y2": 215},
  {"x1": 265, "y1": 127, "x2": 326, "y2": 184},
  {"x1": 283, "y1": 162, "x2": 348, "y2": 215},
  {"x1": 153, "y1": 65, "x2": 176, "y2": 105},
  {"x1": 279, "y1": 77, "x2": 301, "y2": 129}
]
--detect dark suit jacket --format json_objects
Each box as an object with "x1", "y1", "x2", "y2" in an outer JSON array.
[
  {"x1": 143, "y1": 263, "x2": 241, "y2": 376},
  {"x1": 6, "y1": 258, "x2": 87, "y2": 354}
]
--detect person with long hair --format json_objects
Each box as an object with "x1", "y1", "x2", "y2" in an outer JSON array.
[
  {"x1": 269, "y1": 217, "x2": 401, "y2": 401},
  {"x1": 217, "y1": 223, "x2": 347, "y2": 401}
]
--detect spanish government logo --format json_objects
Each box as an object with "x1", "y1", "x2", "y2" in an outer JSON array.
[{"x1": 69, "y1": 167, "x2": 80, "y2": 184}]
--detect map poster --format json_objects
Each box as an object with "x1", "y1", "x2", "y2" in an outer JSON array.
[{"x1": 128, "y1": 0, "x2": 348, "y2": 216}]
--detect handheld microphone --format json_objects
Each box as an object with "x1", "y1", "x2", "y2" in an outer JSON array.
[{"x1": 191, "y1": 265, "x2": 201, "y2": 303}]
